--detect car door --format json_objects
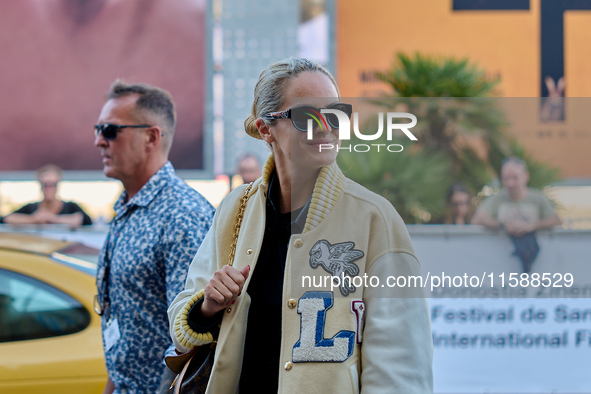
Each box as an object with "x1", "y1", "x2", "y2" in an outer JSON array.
[{"x1": 0, "y1": 249, "x2": 106, "y2": 394}]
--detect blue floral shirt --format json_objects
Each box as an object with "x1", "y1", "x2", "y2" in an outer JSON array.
[{"x1": 96, "y1": 162, "x2": 214, "y2": 393}]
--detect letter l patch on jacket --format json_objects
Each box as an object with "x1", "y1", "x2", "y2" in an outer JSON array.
[{"x1": 293, "y1": 291, "x2": 355, "y2": 363}]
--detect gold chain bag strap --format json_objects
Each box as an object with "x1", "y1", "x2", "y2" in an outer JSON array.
[{"x1": 167, "y1": 183, "x2": 253, "y2": 394}]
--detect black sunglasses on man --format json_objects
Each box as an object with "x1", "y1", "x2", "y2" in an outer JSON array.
[{"x1": 94, "y1": 123, "x2": 152, "y2": 140}]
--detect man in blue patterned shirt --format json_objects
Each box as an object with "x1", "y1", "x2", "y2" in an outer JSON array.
[{"x1": 94, "y1": 80, "x2": 215, "y2": 393}]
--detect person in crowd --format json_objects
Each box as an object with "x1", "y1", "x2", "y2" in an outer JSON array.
[
  {"x1": 3, "y1": 164, "x2": 92, "y2": 227},
  {"x1": 471, "y1": 157, "x2": 561, "y2": 272},
  {"x1": 443, "y1": 183, "x2": 473, "y2": 225},
  {"x1": 471, "y1": 157, "x2": 561, "y2": 234},
  {"x1": 93, "y1": 80, "x2": 215, "y2": 393},
  {"x1": 168, "y1": 58, "x2": 433, "y2": 393},
  {"x1": 236, "y1": 153, "x2": 262, "y2": 184}
]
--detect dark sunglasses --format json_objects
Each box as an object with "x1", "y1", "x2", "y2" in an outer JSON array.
[
  {"x1": 263, "y1": 103, "x2": 353, "y2": 132},
  {"x1": 94, "y1": 123, "x2": 152, "y2": 140},
  {"x1": 41, "y1": 182, "x2": 58, "y2": 188}
]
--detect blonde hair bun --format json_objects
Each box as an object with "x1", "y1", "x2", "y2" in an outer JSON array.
[{"x1": 244, "y1": 114, "x2": 261, "y2": 139}]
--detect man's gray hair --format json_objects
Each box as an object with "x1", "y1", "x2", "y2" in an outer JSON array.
[
  {"x1": 501, "y1": 156, "x2": 528, "y2": 172},
  {"x1": 106, "y1": 80, "x2": 176, "y2": 145}
]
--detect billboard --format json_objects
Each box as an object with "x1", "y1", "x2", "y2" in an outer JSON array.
[{"x1": 0, "y1": 0, "x2": 207, "y2": 172}]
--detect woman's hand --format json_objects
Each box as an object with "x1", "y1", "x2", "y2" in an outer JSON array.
[{"x1": 201, "y1": 265, "x2": 250, "y2": 318}]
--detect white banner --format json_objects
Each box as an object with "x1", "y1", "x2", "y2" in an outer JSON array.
[{"x1": 410, "y1": 227, "x2": 591, "y2": 393}]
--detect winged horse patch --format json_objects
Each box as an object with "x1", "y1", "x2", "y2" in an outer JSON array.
[{"x1": 309, "y1": 240, "x2": 364, "y2": 296}]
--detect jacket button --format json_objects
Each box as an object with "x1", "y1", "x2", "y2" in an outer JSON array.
[
  {"x1": 284, "y1": 361, "x2": 293, "y2": 371},
  {"x1": 246, "y1": 249, "x2": 253, "y2": 255},
  {"x1": 287, "y1": 299, "x2": 297, "y2": 309},
  {"x1": 294, "y1": 239, "x2": 303, "y2": 248},
  {"x1": 226, "y1": 308, "x2": 232, "y2": 313}
]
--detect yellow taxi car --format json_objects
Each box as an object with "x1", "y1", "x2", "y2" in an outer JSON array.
[{"x1": 0, "y1": 232, "x2": 107, "y2": 393}]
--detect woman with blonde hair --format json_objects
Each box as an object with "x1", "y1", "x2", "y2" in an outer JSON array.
[{"x1": 168, "y1": 58, "x2": 432, "y2": 393}]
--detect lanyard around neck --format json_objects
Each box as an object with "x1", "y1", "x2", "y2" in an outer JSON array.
[{"x1": 95, "y1": 207, "x2": 135, "y2": 319}]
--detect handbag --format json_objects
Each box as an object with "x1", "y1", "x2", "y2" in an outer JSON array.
[{"x1": 166, "y1": 183, "x2": 253, "y2": 393}]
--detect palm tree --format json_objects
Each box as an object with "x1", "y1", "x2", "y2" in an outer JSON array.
[
  {"x1": 338, "y1": 137, "x2": 453, "y2": 223},
  {"x1": 338, "y1": 52, "x2": 560, "y2": 223},
  {"x1": 374, "y1": 52, "x2": 509, "y2": 189}
]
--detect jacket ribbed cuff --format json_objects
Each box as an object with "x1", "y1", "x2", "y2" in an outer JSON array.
[{"x1": 174, "y1": 289, "x2": 215, "y2": 349}]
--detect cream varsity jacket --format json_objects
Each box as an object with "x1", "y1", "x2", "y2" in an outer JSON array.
[{"x1": 168, "y1": 156, "x2": 433, "y2": 393}]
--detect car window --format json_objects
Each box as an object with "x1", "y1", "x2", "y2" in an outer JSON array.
[{"x1": 0, "y1": 268, "x2": 90, "y2": 343}]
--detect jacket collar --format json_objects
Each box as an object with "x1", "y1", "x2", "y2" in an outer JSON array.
[{"x1": 260, "y1": 155, "x2": 344, "y2": 233}]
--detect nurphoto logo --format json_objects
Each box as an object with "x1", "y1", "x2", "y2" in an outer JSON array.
[{"x1": 309, "y1": 109, "x2": 418, "y2": 153}]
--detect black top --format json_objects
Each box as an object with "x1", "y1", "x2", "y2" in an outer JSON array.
[
  {"x1": 12, "y1": 201, "x2": 93, "y2": 225},
  {"x1": 187, "y1": 172, "x2": 310, "y2": 393},
  {"x1": 239, "y1": 172, "x2": 308, "y2": 393}
]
